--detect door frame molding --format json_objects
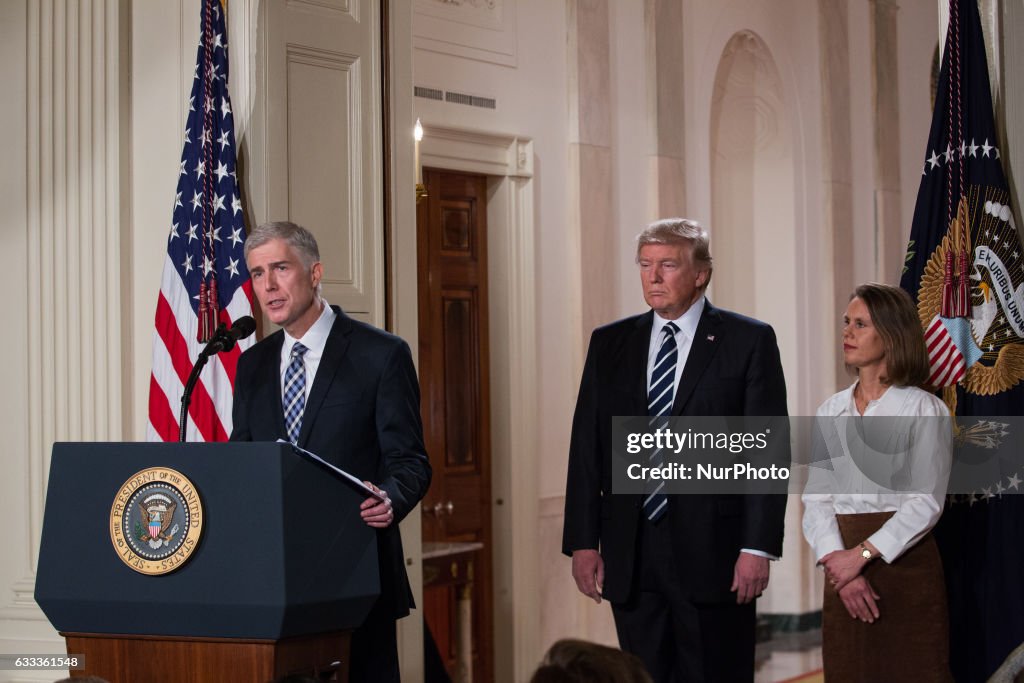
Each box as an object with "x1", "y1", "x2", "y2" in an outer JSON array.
[{"x1": 419, "y1": 124, "x2": 540, "y2": 683}]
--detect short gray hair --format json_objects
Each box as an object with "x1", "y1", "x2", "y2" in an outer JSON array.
[{"x1": 244, "y1": 221, "x2": 321, "y2": 270}]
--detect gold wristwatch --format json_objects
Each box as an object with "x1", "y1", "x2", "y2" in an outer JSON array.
[{"x1": 859, "y1": 543, "x2": 874, "y2": 561}]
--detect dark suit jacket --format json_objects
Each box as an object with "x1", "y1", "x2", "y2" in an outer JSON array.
[
  {"x1": 562, "y1": 300, "x2": 788, "y2": 603},
  {"x1": 231, "y1": 306, "x2": 431, "y2": 618}
]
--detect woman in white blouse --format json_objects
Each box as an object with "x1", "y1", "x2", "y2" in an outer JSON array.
[{"x1": 802, "y1": 283, "x2": 952, "y2": 682}]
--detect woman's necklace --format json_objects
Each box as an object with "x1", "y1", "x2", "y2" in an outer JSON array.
[{"x1": 854, "y1": 381, "x2": 884, "y2": 414}]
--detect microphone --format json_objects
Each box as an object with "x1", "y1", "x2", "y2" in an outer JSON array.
[
  {"x1": 180, "y1": 316, "x2": 257, "y2": 441},
  {"x1": 201, "y1": 315, "x2": 257, "y2": 356}
]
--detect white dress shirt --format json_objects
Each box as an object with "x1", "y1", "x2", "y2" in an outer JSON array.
[
  {"x1": 279, "y1": 300, "x2": 337, "y2": 405},
  {"x1": 647, "y1": 297, "x2": 704, "y2": 396},
  {"x1": 801, "y1": 383, "x2": 952, "y2": 563}
]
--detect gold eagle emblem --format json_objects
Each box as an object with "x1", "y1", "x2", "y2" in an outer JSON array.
[{"x1": 917, "y1": 188, "x2": 1024, "y2": 397}]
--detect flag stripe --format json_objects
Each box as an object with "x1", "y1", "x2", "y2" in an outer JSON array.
[
  {"x1": 930, "y1": 357, "x2": 959, "y2": 387},
  {"x1": 153, "y1": 293, "x2": 226, "y2": 441},
  {"x1": 148, "y1": 374, "x2": 179, "y2": 442},
  {"x1": 924, "y1": 320, "x2": 945, "y2": 346},
  {"x1": 150, "y1": 328, "x2": 205, "y2": 442},
  {"x1": 929, "y1": 337, "x2": 956, "y2": 369}
]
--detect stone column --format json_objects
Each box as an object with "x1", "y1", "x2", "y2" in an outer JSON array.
[
  {"x1": 646, "y1": 0, "x2": 686, "y2": 218},
  {"x1": 567, "y1": 0, "x2": 616, "y2": 348},
  {"x1": 820, "y1": 0, "x2": 853, "y2": 388},
  {"x1": 565, "y1": 0, "x2": 620, "y2": 645},
  {"x1": 871, "y1": 0, "x2": 904, "y2": 281}
]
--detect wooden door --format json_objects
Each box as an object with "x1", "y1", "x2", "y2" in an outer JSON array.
[{"x1": 416, "y1": 169, "x2": 493, "y2": 682}]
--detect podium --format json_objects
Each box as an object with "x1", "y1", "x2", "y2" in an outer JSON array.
[{"x1": 35, "y1": 442, "x2": 381, "y2": 682}]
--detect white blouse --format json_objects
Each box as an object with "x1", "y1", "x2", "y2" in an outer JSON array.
[{"x1": 801, "y1": 383, "x2": 952, "y2": 563}]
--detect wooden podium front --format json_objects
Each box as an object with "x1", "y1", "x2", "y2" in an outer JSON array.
[{"x1": 64, "y1": 631, "x2": 351, "y2": 683}]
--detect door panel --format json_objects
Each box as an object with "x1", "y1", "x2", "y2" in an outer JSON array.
[
  {"x1": 263, "y1": 0, "x2": 382, "y2": 323},
  {"x1": 417, "y1": 169, "x2": 493, "y2": 682}
]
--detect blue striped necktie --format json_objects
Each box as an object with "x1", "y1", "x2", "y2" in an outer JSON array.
[
  {"x1": 283, "y1": 342, "x2": 309, "y2": 444},
  {"x1": 643, "y1": 322, "x2": 679, "y2": 522}
]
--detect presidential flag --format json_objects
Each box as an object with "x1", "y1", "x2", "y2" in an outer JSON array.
[
  {"x1": 900, "y1": 0, "x2": 1024, "y2": 679},
  {"x1": 147, "y1": 0, "x2": 254, "y2": 442}
]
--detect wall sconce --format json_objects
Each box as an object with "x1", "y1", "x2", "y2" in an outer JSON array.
[{"x1": 414, "y1": 119, "x2": 427, "y2": 204}]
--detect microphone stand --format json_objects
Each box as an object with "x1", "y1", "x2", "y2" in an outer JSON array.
[{"x1": 179, "y1": 325, "x2": 228, "y2": 443}]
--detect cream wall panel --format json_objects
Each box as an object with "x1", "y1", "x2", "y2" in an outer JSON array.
[
  {"x1": 566, "y1": 0, "x2": 614, "y2": 396},
  {"x1": 819, "y1": 0, "x2": 854, "y2": 389},
  {"x1": 263, "y1": 0, "x2": 383, "y2": 324},
  {"x1": 612, "y1": 2, "x2": 653, "y2": 310},
  {"x1": 289, "y1": 0, "x2": 356, "y2": 18},
  {"x1": 646, "y1": 0, "x2": 687, "y2": 218},
  {"x1": 846, "y1": 0, "x2": 880, "y2": 287},
  {"x1": 285, "y1": 48, "x2": 371, "y2": 311},
  {"x1": 871, "y1": 0, "x2": 905, "y2": 281},
  {"x1": 572, "y1": 140, "x2": 615, "y2": 343},
  {"x1": 413, "y1": 0, "x2": 518, "y2": 67}
]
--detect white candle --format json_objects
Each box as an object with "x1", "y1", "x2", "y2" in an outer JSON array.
[{"x1": 414, "y1": 119, "x2": 423, "y2": 185}]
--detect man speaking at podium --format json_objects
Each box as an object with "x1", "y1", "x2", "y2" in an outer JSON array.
[{"x1": 230, "y1": 221, "x2": 431, "y2": 682}]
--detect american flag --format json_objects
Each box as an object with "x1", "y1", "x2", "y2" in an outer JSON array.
[{"x1": 147, "y1": 0, "x2": 254, "y2": 442}]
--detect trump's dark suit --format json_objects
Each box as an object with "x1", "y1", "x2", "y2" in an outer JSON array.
[
  {"x1": 231, "y1": 306, "x2": 431, "y2": 679},
  {"x1": 562, "y1": 301, "x2": 787, "y2": 681}
]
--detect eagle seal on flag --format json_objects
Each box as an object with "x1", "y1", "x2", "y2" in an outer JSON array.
[{"x1": 914, "y1": 189, "x2": 1024, "y2": 394}]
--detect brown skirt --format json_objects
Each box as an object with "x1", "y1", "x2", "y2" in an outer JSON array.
[{"x1": 822, "y1": 511, "x2": 951, "y2": 683}]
